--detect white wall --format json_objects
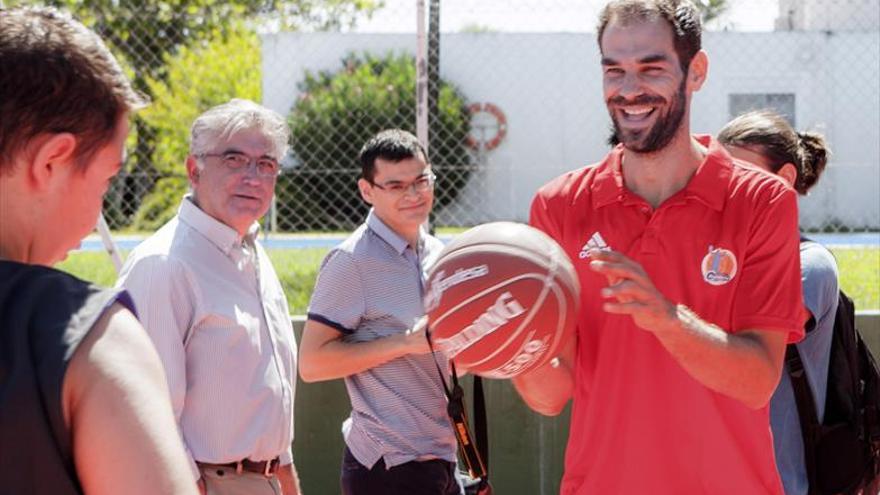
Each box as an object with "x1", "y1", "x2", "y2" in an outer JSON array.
[
  {"x1": 777, "y1": 0, "x2": 879, "y2": 31},
  {"x1": 263, "y1": 31, "x2": 880, "y2": 229}
]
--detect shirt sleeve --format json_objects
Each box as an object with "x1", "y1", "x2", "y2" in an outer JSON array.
[
  {"x1": 800, "y1": 242, "x2": 840, "y2": 333},
  {"x1": 529, "y1": 188, "x2": 564, "y2": 241},
  {"x1": 115, "y1": 254, "x2": 199, "y2": 479},
  {"x1": 306, "y1": 249, "x2": 365, "y2": 334},
  {"x1": 279, "y1": 447, "x2": 293, "y2": 466},
  {"x1": 732, "y1": 186, "x2": 804, "y2": 343}
]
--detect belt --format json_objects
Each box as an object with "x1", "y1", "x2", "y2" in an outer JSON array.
[{"x1": 198, "y1": 457, "x2": 281, "y2": 477}]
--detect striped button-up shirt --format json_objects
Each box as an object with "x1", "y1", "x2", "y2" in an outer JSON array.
[
  {"x1": 117, "y1": 197, "x2": 296, "y2": 477},
  {"x1": 307, "y1": 210, "x2": 457, "y2": 469}
]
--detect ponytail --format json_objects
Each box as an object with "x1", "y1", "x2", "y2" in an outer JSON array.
[{"x1": 796, "y1": 131, "x2": 830, "y2": 194}]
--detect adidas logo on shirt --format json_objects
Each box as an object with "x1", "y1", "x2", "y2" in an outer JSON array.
[{"x1": 579, "y1": 232, "x2": 610, "y2": 259}]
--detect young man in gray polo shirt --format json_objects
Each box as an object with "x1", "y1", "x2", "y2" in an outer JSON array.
[{"x1": 300, "y1": 129, "x2": 460, "y2": 495}]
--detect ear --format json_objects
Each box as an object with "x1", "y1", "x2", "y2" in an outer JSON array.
[
  {"x1": 777, "y1": 162, "x2": 798, "y2": 188},
  {"x1": 29, "y1": 133, "x2": 78, "y2": 190},
  {"x1": 358, "y1": 177, "x2": 374, "y2": 205},
  {"x1": 186, "y1": 155, "x2": 201, "y2": 186},
  {"x1": 686, "y1": 50, "x2": 709, "y2": 93}
]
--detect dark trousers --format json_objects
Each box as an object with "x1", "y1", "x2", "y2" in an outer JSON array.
[{"x1": 340, "y1": 447, "x2": 462, "y2": 495}]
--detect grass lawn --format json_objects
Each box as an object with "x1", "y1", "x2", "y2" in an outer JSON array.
[
  {"x1": 57, "y1": 247, "x2": 879, "y2": 314},
  {"x1": 832, "y1": 248, "x2": 880, "y2": 312}
]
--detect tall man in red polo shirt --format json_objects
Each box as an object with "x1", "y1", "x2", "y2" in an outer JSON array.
[{"x1": 512, "y1": 1, "x2": 803, "y2": 494}]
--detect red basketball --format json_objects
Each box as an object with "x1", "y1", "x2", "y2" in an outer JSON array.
[{"x1": 425, "y1": 222, "x2": 580, "y2": 378}]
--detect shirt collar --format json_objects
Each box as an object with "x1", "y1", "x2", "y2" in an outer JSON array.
[
  {"x1": 591, "y1": 135, "x2": 730, "y2": 211},
  {"x1": 178, "y1": 195, "x2": 260, "y2": 256},
  {"x1": 366, "y1": 209, "x2": 423, "y2": 255}
]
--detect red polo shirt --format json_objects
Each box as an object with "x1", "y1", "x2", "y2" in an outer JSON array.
[{"x1": 530, "y1": 136, "x2": 803, "y2": 495}]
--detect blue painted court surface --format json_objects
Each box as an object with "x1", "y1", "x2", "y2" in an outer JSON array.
[{"x1": 79, "y1": 231, "x2": 879, "y2": 252}]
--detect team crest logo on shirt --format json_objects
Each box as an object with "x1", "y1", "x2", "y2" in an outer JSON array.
[{"x1": 701, "y1": 246, "x2": 738, "y2": 286}]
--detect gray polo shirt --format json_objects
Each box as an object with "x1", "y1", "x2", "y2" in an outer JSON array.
[{"x1": 307, "y1": 210, "x2": 457, "y2": 469}]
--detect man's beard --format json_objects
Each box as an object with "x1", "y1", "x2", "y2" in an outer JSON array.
[{"x1": 607, "y1": 78, "x2": 687, "y2": 153}]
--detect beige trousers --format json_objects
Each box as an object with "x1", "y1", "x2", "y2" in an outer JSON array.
[{"x1": 199, "y1": 464, "x2": 281, "y2": 495}]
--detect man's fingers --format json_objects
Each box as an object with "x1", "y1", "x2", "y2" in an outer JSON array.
[
  {"x1": 586, "y1": 249, "x2": 627, "y2": 263},
  {"x1": 600, "y1": 280, "x2": 651, "y2": 302},
  {"x1": 590, "y1": 260, "x2": 650, "y2": 287},
  {"x1": 601, "y1": 300, "x2": 643, "y2": 314}
]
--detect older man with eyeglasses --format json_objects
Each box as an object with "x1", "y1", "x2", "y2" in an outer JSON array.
[
  {"x1": 299, "y1": 129, "x2": 462, "y2": 495},
  {"x1": 117, "y1": 99, "x2": 301, "y2": 495}
]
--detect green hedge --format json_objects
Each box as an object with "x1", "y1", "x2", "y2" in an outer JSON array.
[{"x1": 282, "y1": 52, "x2": 471, "y2": 231}]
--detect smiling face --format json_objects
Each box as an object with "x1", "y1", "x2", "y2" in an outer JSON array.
[
  {"x1": 358, "y1": 155, "x2": 434, "y2": 239},
  {"x1": 600, "y1": 17, "x2": 696, "y2": 154},
  {"x1": 187, "y1": 127, "x2": 277, "y2": 236}
]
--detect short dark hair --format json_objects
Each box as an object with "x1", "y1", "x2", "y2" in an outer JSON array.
[
  {"x1": 597, "y1": 0, "x2": 702, "y2": 72},
  {"x1": 358, "y1": 129, "x2": 428, "y2": 182},
  {"x1": 718, "y1": 110, "x2": 830, "y2": 195},
  {"x1": 0, "y1": 7, "x2": 147, "y2": 173}
]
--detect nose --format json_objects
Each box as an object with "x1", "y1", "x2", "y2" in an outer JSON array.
[
  {"x1": 402, "y1": 183, "x2": 423, "y2": 198},
  {"x1": 617, "y1": 72, "x2": 642, "y2": 101},
  {"x1": 240, "y1": 166, "x2": 264, "y2": 185}
]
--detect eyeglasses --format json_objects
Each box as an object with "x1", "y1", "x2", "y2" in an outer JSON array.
[
  {"x1": 198, "y1": 151, "x2": 281, "y2": 178},
  {"x1": 370, "y1": 172, "x2": 436, "y2": 196}
]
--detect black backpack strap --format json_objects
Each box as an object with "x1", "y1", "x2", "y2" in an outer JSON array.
[
  {"x1": 426, "y1": 330, "x2": 489, "y2": 481},
  {"x1": 786, "y1": 344, "x2": 821, "y2": 495},
  {"x1": 473, "y1": 375, "x2": 491, "y2": 492}
]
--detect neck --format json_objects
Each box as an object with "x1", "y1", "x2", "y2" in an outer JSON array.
[
  {"x1": 0, "y1": 179, "x2": 38, "y2": 264},
  {"x1": 373, "y1": 212, "x2": 421, "y2": 250},
  {"x1": 621, "y1": 130, "x2": 706, "y2": 208},
  {"x1": 397, "y1": 225, "x2": 421, "y2": 250}
]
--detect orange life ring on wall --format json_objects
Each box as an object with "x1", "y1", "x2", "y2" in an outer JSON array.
[{"x1": 466, "y1": 102, "x2": 508, "y2": 151}]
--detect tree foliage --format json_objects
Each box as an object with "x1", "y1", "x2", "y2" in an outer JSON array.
[
  {"x1": 695, "y1": 0, "x2": 728, "y2": 24},
  {"x1": 37, "y1": 0, "x2": 379, "y2": 80},
  {"x1": 283, "y1": 52, "x2": 470, "y2": 231},
  {"x1": 9, "y1": 0, "x2": 379, "y2": 228}
]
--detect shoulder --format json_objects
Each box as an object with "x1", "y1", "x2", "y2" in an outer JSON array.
[
  {"x1": 69, "y1": 303, "x2": 151, "y2": 372},
  {"x1": 800, "y1": 241, "x2": 839, "y2": 284},
  {"x1": 534, "y1": 162, "x2": 605, "y2": 207},
  {"x1": 126, "y1": 216, "x2": 189, "y2": 260},
  {"x1": 317, "y1": 245, "x2": 361, "y2": 280},
  {"x1": 117, "y1": 250, "x2": 186, "y2": 289},
  {"x1": 332, "y1": 223, "x2": 373, "y2": 257},
  {"x1": 1, "y1": 262, "x2": 122, "y2": 329},
  {"x1": 728, "y1": 158, "x2": 796, "y2": 204},
  {"x1": 119, "y1": 221, "x2": 196, "y2": 284},
  {"x1": 1, "y1": 261, "x2": 92, "y2": 297}
]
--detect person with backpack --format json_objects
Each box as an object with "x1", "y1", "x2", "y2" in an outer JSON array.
[{"x1": 719, "y1": 110, "x2": 879, "y2": 495}]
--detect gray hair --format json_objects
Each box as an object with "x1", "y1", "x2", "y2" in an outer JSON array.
[{"x1": 189, "y1": 98, "x2": 289, "y2": 161}]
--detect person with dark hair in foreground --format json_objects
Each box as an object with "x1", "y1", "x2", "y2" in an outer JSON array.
[
  {"x1": 0, "y1": 6, "x2": 197, "y2": 495},
  {"x1": 512, "y1": 2, "x2": 804, "y2": 494}
]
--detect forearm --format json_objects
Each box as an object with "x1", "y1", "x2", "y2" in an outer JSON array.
[
  {"x1": 277, "y1": 462, "x2": 301, "y2": 495},
  {"x1": 511, "y1": 340, "x2": 575, "y2": 416},
  {"x1": 300, "y1": 333, "x2": 415, "y2": 382},
  {"x1": 654, "y1": 304, "x2": 785, "y2": 409}
]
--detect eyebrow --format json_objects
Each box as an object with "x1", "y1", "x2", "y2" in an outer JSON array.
[
  {"x1": 221, "y1": 148, "x2": 277, "y2": 160},
  {"x1": 380, "y1": 171, "x2": 431, "y2": 184},
  {"x1": 601, "y1": 53, "x2": 671, "y2": 66}
]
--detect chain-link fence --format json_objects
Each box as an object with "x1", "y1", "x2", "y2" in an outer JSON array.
[
  {"x1": 12, "y1": 2, "x2": 878, "y2": 493},
  {"x1": 13, "y1": 0, "x2": 880, "y2": 308},
  {"x1": 11, "y1": 0, "x2": 876, "y2": 235}
]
